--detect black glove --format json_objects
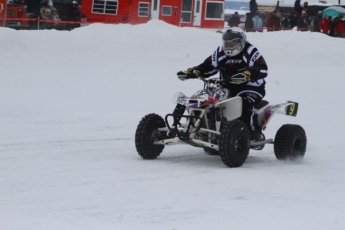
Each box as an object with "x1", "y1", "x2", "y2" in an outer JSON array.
[
  {"x1": 246, "y1": 68, "x2": 260, "y2": 82},
  {"x1": 249, "y1": 76, "x2": 259, "y2": 82}
]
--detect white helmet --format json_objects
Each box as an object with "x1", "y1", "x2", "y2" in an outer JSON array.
[{"x1": 222, "y1": 27, "x2": 247, "y2": 57}]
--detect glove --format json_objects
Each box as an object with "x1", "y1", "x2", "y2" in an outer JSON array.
[
  {"x1": 186, "y1": 68, "x2": 203, "y2": 79},
  {"x1": 242, "y1": 70, "x2": 251, "y2": 81},
  {"x1": 243, "y1": 70, "x2": 259, "y2": 82}
]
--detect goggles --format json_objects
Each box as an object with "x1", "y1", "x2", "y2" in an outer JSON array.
[{"x1": 223, "y1": 38, "x2": 241, "y2": 50}]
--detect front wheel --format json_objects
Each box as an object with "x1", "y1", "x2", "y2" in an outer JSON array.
[
  {"x1": 274, "y1": 124, "x2": 307, "y2": 160},
  {"x1": 135, "y1": 113, "x2": 166, "y2": 159},
  {"x1": 219, "y1": 120, "x2": 250, "y2": 167}
]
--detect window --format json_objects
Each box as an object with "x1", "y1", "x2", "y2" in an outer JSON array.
[
  {"x1": 92, "y1": 0, "x2": 118, "y2": 15},
  {"x1": 162, "y1": 6, "x2": 172, "y2": 16},
  {"x1": 196, "y1": 0, "x2": 200, "y2": 13},
  {"x1": 153, "y1": 0, "x2": 158, "y2": 11},
  {"x1": 139, "y1": 2, "x2": 149, "y2": 17},
  {"x1": 205, "y1": 1, "x2": 223, "y2": 19},
  {"x1": 181, "y1": 0, "x2": 192, "y2": 11},
  {"x1": 181, "y1": 0, "x2": 192, "y2": 23}
]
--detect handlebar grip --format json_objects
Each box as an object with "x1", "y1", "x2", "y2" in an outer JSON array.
[{"x1": 225, "y1": 73, "x2": 247, "y2": 84}]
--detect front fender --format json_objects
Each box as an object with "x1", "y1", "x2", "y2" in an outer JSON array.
[
  {"x1": 215, "y1": 96, "x2": 242, "y2": 121},
  {"x1": 173, "y1": 91, "x2": 187, "y2": 105}
]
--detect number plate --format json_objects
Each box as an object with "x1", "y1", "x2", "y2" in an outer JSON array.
[{"x1": 286, "y1": 101, "x2": 298, "y2": 116}]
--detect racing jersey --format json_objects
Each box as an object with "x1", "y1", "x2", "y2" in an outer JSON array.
[{"x1": 194, "y1": 42, "x2": 268, "y2": 88}]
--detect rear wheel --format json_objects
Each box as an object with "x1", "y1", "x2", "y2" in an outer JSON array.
[
  {"x1": 135, "y1": 113, "x2": 166, "y2": 159},
  {"x1": 274, "y1": 124, "x2": 307, "y2": 160},
  {"x1": 219, "y1": 120, "x2": 250, "y2": 167}
]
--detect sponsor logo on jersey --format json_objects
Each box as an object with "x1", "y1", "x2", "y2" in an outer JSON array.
[
  {"x1": 212, "y1": 51, "x2": 217, "y2": 62},
  {"x1": 226, "y1": 59, "x2": 242, "y2": 64},
  {"x1": 246, "y1": 93, "x2": 258, "y2": 99},
  {"x1": 251, "y1": 52, "x2": 260, "y2": 63},
  {"x1": 225, "y1": 59, "x2": 242, "y2": 66}
]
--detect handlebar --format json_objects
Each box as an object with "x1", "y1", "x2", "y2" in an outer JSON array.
[
  {"x1": 199, "y1": 77, "x2": 222, "y2": 84},
  {"x1": 177, "y1": 71, "x2": 247, "y2": 85}
]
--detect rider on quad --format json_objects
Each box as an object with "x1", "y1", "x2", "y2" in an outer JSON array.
[{"x1": 183, "y1": 27, "x2": 268, "y2": 140}]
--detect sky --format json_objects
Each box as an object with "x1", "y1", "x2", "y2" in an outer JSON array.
[
  {"x1": 1, "y1": 21, "x2": 345, "y2": 230},
  {"x1": 226, "y1": 0, "x2": 344, "y2": 5}
]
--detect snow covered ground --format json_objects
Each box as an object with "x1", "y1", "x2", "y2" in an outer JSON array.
[{"x1": 1, "y1": 21, "x2": 345, "y2": 230}]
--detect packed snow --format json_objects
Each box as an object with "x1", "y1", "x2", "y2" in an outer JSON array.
[{"x1": 0, "y1": 20, "x2": 345, "y2": 230}]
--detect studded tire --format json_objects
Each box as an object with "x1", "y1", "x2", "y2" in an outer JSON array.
[
  {"x1": 274, "y1": 124, "x2": 307, "y2": 160},
  {"x1": 219, "y1": 120, "x2": 250, "y2": 167},
  {"x1": 135, "y1": 113, "x2": 166, "y2": 159}
]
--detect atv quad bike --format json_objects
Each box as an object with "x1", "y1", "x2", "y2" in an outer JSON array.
[{"x1": 135, "y1": 71, "x2": 307, "y2": 167}]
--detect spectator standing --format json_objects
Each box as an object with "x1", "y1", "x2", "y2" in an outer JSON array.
[
  {"x1": 245, "y1": 12, "x2": 254, "y2": 31},
  {"x1": 252, "y1": 12, "x2": 263, "y2": 32},
  {"x1": 297, "y1": 10, "x2": 309, "y2": 31},
  {"x1": 228, "y1": 12, "x2": 241, "y2": 27},
  {"x1": 260, "y1": 12, "x2": 267, "y2": 27},
  {"x1": 319, "y1": 15, "x2": 330, "y2": 34},
  {"x1": 267, "y1": 12, "x2": 281, "y2": 31},
  {"x1": 294, "y1": 0, "x2": 303, "y2": 17},
  {"x1": 69, "y1": 0, "x2": 80, "y2": 30},
  {"x1": 281, "y1": 13, "x2": 291, "y2": 29},
  {"x1": 312, "y1": 11, "x2": 322, "y2": 32},
  {"x1": 334, "y1": 15, "x2": 345, "y2": 37},
  {"x1": 289, "y1": 11, "x2": 299, "y2": 28},
  {"x1": 329, "y1": 16, "x2": 335, "y2": 36},
  {"x1": 332, "y1": 16, "x2": 345, "y2": 37},
  {"x1": 303, "y1": 2, "x2": 309, "y2": 16},
  {"x1": 250, "y1": 0, "x2": 258, "y2": 16}
]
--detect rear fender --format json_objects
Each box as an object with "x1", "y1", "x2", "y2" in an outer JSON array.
[{"x1": 258, "y1": 101, "x2": 299, "y2": 129}]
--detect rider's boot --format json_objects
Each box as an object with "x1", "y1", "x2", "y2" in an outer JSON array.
[
  {"x1": 241, "y1": 116, "x2": 262, "y2": 141},
  {"x1": 249, "y1": 112, "x2": 263, "y2": 141}
]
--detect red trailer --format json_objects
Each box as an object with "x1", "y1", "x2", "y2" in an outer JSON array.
[
  {"x1": 0, "y1": 1, "x2": 29, "y2": 29},
  {"x1": 80, "y1": 0, "x2": 225, "y2": 28},
  {"x1": 0, "y1": 0, "x2": 6, "y2": 27}
]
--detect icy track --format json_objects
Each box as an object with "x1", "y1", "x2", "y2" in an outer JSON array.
[{"x1": 0, "y1": 21, "x2": 344, "y2": 230}]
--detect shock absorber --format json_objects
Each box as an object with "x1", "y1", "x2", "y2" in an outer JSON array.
[{"x1": 167, "y1": 104, "x2": 186, "y2": 138}]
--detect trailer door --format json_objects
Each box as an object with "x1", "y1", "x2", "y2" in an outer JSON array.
[
  {"x1": 193, "y1": 0, "x2": 202, "y2": 26},
  {"x1": 151, "y1": 0, "x2": 160, "y2": 19}
]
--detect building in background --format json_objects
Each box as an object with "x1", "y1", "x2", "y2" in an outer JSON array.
[
  {"x1": 0, "y1": 0, "x2": 225, "y2": 29},
  {"x1": 80, "y1": 0, "x2": 225, "y2": 28},
  {"x1": 0, "y1": 0, "x2": 81, "y2": 30},
  {"x1": 0, "y1": 0, "x2": 7, "y2": 26}
]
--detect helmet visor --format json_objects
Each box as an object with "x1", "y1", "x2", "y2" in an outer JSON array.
[{"x1": 223, "y1": 38, "x2": 241, "y2": 51}]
